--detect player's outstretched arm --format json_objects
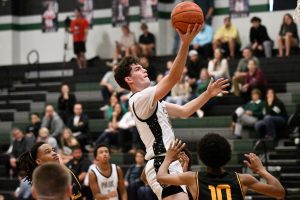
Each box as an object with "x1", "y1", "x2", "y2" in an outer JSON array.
[
  {"x1": 153, "y1": 24, "x2": 202, "y2": 103},
  {"x1": 167, "y1": 77, "x2": 229, "y2": 118},
  {"x1": 157, "y1": 139, "x2": 195, "y2": 186},
  {"x1": 239, "y1": 153, "x2": 285, "y2": 199}
]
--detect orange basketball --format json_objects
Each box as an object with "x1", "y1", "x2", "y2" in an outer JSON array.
[{"x1": 171, "y1": 1, "x2": 204, "y2": 34}]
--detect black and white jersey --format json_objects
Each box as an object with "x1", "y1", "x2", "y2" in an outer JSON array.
[{"x1": 129, "y1": 86, "x2": 175, "y2": 160}]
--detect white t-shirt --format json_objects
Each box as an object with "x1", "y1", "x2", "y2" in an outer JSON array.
[{"x1": 129, "y1": 86, "x2": 175, "y2": 160}]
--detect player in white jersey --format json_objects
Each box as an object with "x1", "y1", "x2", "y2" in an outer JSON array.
[
  {"x1": 114, "y1": 24, "x2": 229, "y2": 200},
  {"x1": 89, "y1": 144, "x2": 127, "y2": 200}
]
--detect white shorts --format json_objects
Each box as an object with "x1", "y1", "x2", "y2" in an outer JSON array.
[{"x1": 145, "y1": 157, "x2": 187, "y2": 200}]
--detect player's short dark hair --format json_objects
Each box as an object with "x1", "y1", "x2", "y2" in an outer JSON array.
[
  {"x1": 93, "y1": 143, "x2": 110, "y2": 158},
  {"x1": 198, "y1": 133, "x2": 231, "y2": 169},
  {"x1": 114, "y1": 56, "x2": 140, "y2": 91}
]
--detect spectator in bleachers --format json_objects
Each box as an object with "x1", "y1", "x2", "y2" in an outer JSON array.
[
  {"x1": 166, "y1": 69, "x2": 191, "y2": 105},
  {"x1": 187, "y1": 50, "x2": 204, "y2": 92},
  {"x1": 113, "y1": 25, "x2": 138, "y2": 64},
  {"x1": 36, "y1": 127, "x2": 59, "y2": 150},
  {"x1": 66, "y1": 146, "x2": 92, "y2": 199},
  {"x1": 41, "y1": 105, "x2": 64, "y2": 140},
  {"x1": 95, "y1": 103, "x2": 124, "y2": 149},
  {"x1": 208, "y1": 48, "x2": 230, "y2": 80},
  {"x1": 14, "y1": 170, "x2": 32, "y2": 200},
  {"x1": 213, "y1": 16, "x2": 241, "y2": 58},
  {"x1": 232, "y1": 48, "x2": 260, "y2": 96},
  {"x1": 89, "y1": 144, "x2": 127, "y2": 200},
  {"x1": 58, "y1": 84, "x2": 77, "y2": 124},
  {"x1": 139, "y1": 56, "x2": 156, "y2": 82},
  {"x1": 240, "y1": 59, "x2": 267, "y2": 101},
  {"x1": 194, "y1": 0, "x2": 214, "y2": 25},
  {"x1": 25, "y1": 113, "x2": 41, "y2": 139},
  {"x1": 105, "y1": 93, "x2": 127, "y2": 120},
  {"x1": 138, "y1": 23, "x2": 156, "y2": 57},
  {"x1": 118, "y1": 107, "x2": 142, "y2": 154},
  {"x1": 10, "y1": 128, "x2": 34, "y2": 176},
  {"x1": 59, "y1": 128, "x2": 79, "y2": 164},
  {"x1": 249, "y1": 17, "x2": 273, "y2": 58},
  {"x1": 70, "y1": 7, "x2": 89, "y2": 69},
  {"x1": 255, "y1": 88, "x2": 287, "y2": 139},
  {"x1": 124, "y1": 150, "x2": 147, "y2": 200},
  {"x1": 190, "y1": 23, "x2": 213, "y2": 59},
  {"x1": 277, "y1": 13, "x2": 299, "y2": 57},
  {"x1": 232, "y1": 89, "x2": 264, "y2": 139},
  {"x1": 67, "y1": 103, "x2": 90, "y2": 150},
  {"x1": 164, "y1": 60, "x2": 173, "y2": 76},
  {"x1": 100, "y1": 64, "x2": 124, "y2": 108}
]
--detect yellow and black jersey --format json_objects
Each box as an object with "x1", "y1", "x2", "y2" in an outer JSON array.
[
  {"x1": 195, "y1": 171, "x2": 244, "y2": 200},
  {"x1": 69, "y1": 169, "x2": 83, "y2": 200}
]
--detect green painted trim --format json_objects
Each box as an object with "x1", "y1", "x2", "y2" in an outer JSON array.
[{"x1": 0, "y1": 4, "x2": 269, "y2": 31}]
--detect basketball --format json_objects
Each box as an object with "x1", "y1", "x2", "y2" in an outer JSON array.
[{"x1": 171, "y1": 1, "x2": 204, "y2": 34}]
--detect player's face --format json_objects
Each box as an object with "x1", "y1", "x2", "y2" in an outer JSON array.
[
  {"x1": 36, "y1": 144, "x2": 59, "y2": 165},
  {"x1": 96, "y1": 147, "x2": 110, "y2": 163},
  {"x1": 135, "y1": 152, "x2": 144, "y2": 165},
  {"x1": 127, "y1": 64, "x2": 150, "y2": 90}
]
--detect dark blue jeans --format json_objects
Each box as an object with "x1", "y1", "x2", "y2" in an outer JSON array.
[{"x1": 255, "y1": 115, "x2": 286, "y2": 138}]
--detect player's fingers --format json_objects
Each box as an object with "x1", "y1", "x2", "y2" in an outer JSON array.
[
  {"x1": 191, "y1": 23, "x2": 199, "y2": 33},
  {"x1": 208, "y1": 77, "x2": 214, "y2": 86},
  {"x1": 186, "y1": 24, "x2": 192, "y2": 34},
  {"x1": 221, "y1": 83, "x2": 230, "y2": 89},
  {"x1": 215, "y1": 77, "x2": 225, "y2": 85},
  {"x1": 179, "y1": 142, "x2": 186, "y2": 151},
  {"x1": 219, "y1": 79, "x2": 229, "y2": 86},
  {"x1": 243, "y1": 160, "x2": 251, "y2": 168},
  {"x1": 222, "y1": 90, "x2": 229, "y2": 94}
]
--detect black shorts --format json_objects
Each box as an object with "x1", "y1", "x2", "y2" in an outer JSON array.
[{"x1": 74, "y1": 41, "x2": 86, "y2": 55}]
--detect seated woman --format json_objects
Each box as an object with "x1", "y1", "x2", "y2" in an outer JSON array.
[
  {"x1": 208, "y1": 48, "x2": 230, "y2": 80},
  {"x1": 95, "y1": 103, "x2": 124, "y2": 150},
  {"x1": 165, "y1": 68, "x2": 191, "y2": 105},
  {"x1": 277, "y1": 13, "x2": 299, "y2": 57},
  {"x1": 59, "y1": 128, "x2": 80, "y2": 164},
  {"x1": 255, "y1": 88, "x2": 287, "y2": 139},
  {"x1": 232, "y1": 89, "x2": 264, "y2": 139}
]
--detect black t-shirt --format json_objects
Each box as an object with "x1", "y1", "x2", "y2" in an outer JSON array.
[
  {"x1": 197, "y1": 171, "x2": 244, "y2": 200},
  {"x1": 250, "y1": 25, "x2": 271, "y2": 44},
  {"x1": 67, "y1": 157, "x2": 91, "y2": 183},
  {"x1": 139, "y1": 32, "x2": 155, "y2": 45}
]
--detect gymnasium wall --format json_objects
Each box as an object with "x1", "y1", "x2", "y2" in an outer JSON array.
[{"x1": 0, "y1": 0, "x2": 299, "y2": 66}]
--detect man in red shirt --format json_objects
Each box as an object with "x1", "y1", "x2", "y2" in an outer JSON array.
[{"x1": 70, "y1": 8, "x2": 89, "y2": 69}]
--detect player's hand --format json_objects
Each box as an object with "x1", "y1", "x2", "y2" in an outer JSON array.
[
  {"x1": 206, "y1": 77, "x2": 230, "y2": 98},
  {"x1": 244, "y1": 153, "x2": 266, "y2": 174},
  {"x1": 166, "y1": 139, "x2": 186, "y2": 162},
  {"x1": 177, "y1": 24, "x2": 202, "y2": 46},
  {"x1": 178, "y1": 151, "x2": 189, "y2": 172}
]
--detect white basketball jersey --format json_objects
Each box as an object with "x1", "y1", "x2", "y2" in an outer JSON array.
[
  {"x1": 90, "y1": 164, "x2": 119, "y2": 200},
  {"x1": 129, "y1": 86, "x2": 175, "y2": 160}
]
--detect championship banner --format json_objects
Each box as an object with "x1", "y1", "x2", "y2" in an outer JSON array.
[
  {"x1": 229, "y1": 0, "x2": 249, "y2": 18},
  {"x1": 77, "y1": 0, "x2": 93, "y2": 27},
  {"x1": 42, "y1": 0, "x2": 59, "y2": 32},
  {"x1": 140, "y1": 0, "x2": 158, "y2": 23},
  {"x1": 112, "y1": 0, "x2": 130, "y2": 27}
]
